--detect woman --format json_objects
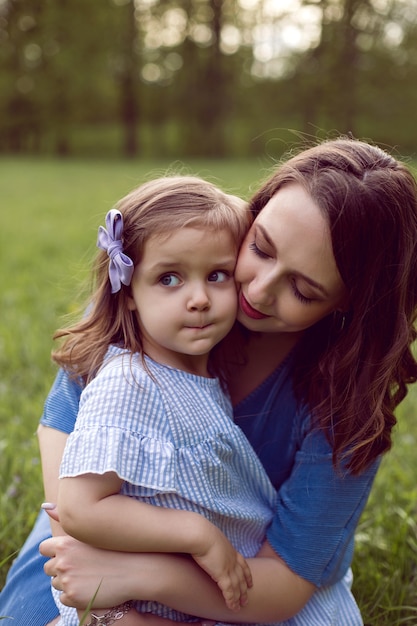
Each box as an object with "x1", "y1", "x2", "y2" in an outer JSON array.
[{"x1": 2, "y1": 137, "x2": 417, "y2": 626}]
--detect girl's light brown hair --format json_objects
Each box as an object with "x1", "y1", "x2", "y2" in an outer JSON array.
[
  {"x1": 250, "y1": 137, "x2": 417, "y2": 474},
  {"x1": 52, "y1": 176, "x2": 250, "y2": 382}
]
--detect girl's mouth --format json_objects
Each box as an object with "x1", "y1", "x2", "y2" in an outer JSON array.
[{"x1": 239, "y1": 292, "x2": 270, "y2": 320}]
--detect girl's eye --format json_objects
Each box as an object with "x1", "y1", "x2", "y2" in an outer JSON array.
[
  {"x1": 160, "y1": 274, "x2": 181, "y2": 287},
  {"x1": 291, "y1": 279, "x2": 314, "y2": 305},
  {"x1": 249, "y1": 241, "x2": 270, "y2": 259},
  {"x1": 208, "y1": 270, "x2": 229, "y2": 283}
]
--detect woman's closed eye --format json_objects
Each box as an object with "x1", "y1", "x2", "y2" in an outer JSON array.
[
  {"x1": 249, "y1": 241, "x2": 271, "y2": 259},
  {"x1": 249, "y1": 240, "x2": 316, "y2": 305},
  {"x1": 290, "y1": 278, "x2": 316, "y2": 305}
]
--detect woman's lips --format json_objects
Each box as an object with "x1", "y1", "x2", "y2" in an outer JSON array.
[{"x1": 239, "y1": 292, "x2": 270, "y2": 320}]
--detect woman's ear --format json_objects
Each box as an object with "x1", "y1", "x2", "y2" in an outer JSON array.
[{"x1": 335, "y1": 292, "x2": 351, "y2": 314}]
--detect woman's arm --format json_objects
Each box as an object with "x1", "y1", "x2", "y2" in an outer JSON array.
[
  {"x1": 38, "y1": 424, "x2": 69, "y2": 537},
  {"x1": 158, "y1": 543, "x2": 315, "y2": 623},
  {"x1": 41, "y1": 533, "x2": 315, "y2": 622},
  {"x1": 58, "y1": 472, "x2": 252, "y2": 611}
]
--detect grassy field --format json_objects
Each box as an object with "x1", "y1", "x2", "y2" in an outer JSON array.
[{"x1": 0, "y1": 156, "x2": 417, "y2": 625}]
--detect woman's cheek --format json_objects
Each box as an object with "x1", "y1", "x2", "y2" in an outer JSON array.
[{"x1": 234, "y1": 246, "x2": 253, "y2": 285}]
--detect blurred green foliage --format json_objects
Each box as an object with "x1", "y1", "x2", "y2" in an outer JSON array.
[{"x1": 1, "y1": 0, "x2": 417, "y2": 159}]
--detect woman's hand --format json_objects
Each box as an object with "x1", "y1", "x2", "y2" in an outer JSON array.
[{"x1": 40, "y1": 535, "x2": 154, "y2": 608}]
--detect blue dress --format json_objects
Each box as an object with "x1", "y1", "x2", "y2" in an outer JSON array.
[{"x1": 0, "y1": 353, "x2": 379, "y2": 625}]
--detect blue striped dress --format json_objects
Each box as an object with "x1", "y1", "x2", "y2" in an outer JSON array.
[{"x1": 58, "y1": 345, "x2": 277, "y2": 623}]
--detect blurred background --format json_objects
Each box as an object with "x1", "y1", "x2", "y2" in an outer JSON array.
[{"x1": 1, "y1": 0, "x2": 417, "y2": 160}]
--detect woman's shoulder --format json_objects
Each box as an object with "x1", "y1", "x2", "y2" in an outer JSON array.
[{"x1": 40, "y1": 368, "x2": 83, "y2": 433}]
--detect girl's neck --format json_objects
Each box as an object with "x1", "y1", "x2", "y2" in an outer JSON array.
[
  {"x1": 145, "y1": 348, "x2": 211, "y2": 378},
  {"x1": 140, "y1": 332, "x2": 211, "y2": 377}
]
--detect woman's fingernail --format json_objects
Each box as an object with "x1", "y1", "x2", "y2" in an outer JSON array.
[{"x1": 41, "y1": 502, "x2": 56, "y2": 510}]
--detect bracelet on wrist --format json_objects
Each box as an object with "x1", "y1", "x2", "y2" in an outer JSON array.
[{"x1": 85, "y1": 601, "x2": 133, "y2": 625}]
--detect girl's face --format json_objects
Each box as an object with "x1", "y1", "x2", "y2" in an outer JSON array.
[
  {"x1": 235, "y1": 183, "x2": 348, "y2": 334},
  {"x1": 128, "y1": 226, "x2": 238, "y2": 374}
]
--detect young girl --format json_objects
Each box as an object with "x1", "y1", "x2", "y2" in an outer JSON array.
[{"x1": 49, "y1": 176, "x2": 278, "y2": 625}]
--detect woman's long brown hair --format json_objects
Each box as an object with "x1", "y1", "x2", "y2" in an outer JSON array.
[{"x1": 250, "y1": 138, "x2": 417, "y2": 474}]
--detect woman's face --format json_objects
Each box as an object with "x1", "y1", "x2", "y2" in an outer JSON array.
[{"x1": 235, "y1": 183, "x2": 348, "y2": 334}]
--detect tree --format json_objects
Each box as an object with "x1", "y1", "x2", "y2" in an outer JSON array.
[
  {"x1": 287, "y1": 0, "x2": 417, "y2": 142},
  {"x1": 2, "y1": 0, "x2": 417, "y2": 157},
  {"x1": 113, "y1": 0, "x2": 141, "y2": 157}
]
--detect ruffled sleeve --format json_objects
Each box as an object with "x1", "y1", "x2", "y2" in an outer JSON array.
[{"x1": 59, "y1": 352, "x2": 177, "y2": 493}]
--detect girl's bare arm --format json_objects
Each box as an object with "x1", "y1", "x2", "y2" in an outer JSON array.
[{"x1": 57, "y1": 472, "x2": 252, "y2": 611}]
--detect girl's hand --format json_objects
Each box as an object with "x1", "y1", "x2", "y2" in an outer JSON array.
[{"x1": 191, "y1": 525, "x2": 252, "y2": 612}]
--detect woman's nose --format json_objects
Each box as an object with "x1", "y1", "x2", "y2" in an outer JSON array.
[{"x1": 248, "y1": 271, "x2": 277, "y2": 306}]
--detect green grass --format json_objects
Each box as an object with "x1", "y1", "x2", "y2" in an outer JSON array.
[{"x1": 1, "y1": 156, "x2": 417, "y2": 625}]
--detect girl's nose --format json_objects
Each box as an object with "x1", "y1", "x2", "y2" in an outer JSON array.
[{"x1": 187, "y1": 285, "x2": 210, "y2": 311}]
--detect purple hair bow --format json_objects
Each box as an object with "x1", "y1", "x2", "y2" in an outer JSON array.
[{"x1": 97, "y1": 209, "x2": 134, "y2": 293}]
